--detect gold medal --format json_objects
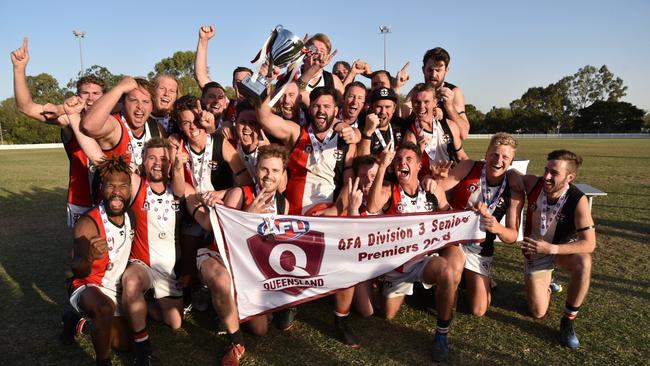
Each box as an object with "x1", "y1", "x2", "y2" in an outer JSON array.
[{"x1": 159, "y1": 231, "x2": 168, "y2": 240}]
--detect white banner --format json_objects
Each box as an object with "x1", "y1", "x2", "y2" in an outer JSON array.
[{"x1": 210, "y1": 205, "x2": 485, "y2": 321}]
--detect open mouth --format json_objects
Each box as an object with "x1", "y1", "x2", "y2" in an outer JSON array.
[
  {"x1": 109, "y1": 196, "x2": 125, "y2": 212},
  {"x1": 398, "y1": 167, "x2": 410, "y2": 179}
]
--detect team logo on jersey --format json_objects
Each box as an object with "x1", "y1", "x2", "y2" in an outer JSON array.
[
  {"x1": 305, "y1": 144, "x2": 313, "y2": 153},
  {"x1": 207, "y1": 160, "x2": 219, "y2": 170},
  {"x1": 334, "y1": 149, "x2": 344, "y2": 161},
  {"x1": 468, "y1": 182, "x2": 479, "y2": 193},
  {"x1": 557, "y1": 213, "x2": 566, "y2": 223},
  {"x1": 496, "y1": 197, "x2": 505, "y2": 208},
  {"x1": 442, "y1": 134, "x2": 451, "y2": 144},
  {"x1": 171, "y1": 200, "x2": 181, "y2": 212},
  {"x1": 424, "y1": 201, "x2": 435, "y2": 211},
  {"x1": 248, "y1": 223, "x2": 325, "y2": 295}
]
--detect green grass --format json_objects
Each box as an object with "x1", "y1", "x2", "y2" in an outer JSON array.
[{"x1": 1, "y1": 139, "x2": 649, "y2": 365}]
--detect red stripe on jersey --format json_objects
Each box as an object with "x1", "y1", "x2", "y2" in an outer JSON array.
[
  {"x1": 72, "y1": 207, "x2": 110, "y2": 289},
  {"x1": 64, "y1": 133, "x2": 93, "y2": 206},
  {"x1": 129, "y1": 179, "x2": 151, "y2": 266},
  {"x1": 449, "y1": 161, "x2": 483, "y2": 210},
  {"x1": 384, "y1": 184, "x2": 402, "y2": 215},
  {"x1": 103, "y1": 113, "x2": 132, "y2": 163},
  {"x1": 286, "y1": 127, "x2": 313, "y2": 215},
  {"x1": 241, "y1": 185, "x2": 256, "y2": 209}
]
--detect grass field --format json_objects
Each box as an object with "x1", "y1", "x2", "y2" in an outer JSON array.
[{"x1": 1, "y1": 139, "x2": 649, "y2": 365}]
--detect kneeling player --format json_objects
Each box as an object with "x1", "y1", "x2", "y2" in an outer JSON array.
[
  {"x1": 439, "y1": 132, "x2": 524, "y2": 316},
  {"x1": 68, "y1": 156, "x2": 134, "y2": 366},
  {"x1": 189, "y1": 144, "x2": 289, "y2": 366},
  {"x1": 365, "y1": 142, "x2": 462, "y2": 362},
  {"x1": 521, "y1": 150, "x2": 596, "y2": 349},
  {"x1": 121, "y1": 138, "x2": 186, "y2": 365}
]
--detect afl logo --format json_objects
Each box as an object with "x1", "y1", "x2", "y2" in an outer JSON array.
[
  {"x1": 468, "y1": 182, "x2": 479, "y2": 193},
  {"x1": 257, "y1": 218, "x2": 311, "y2": 241}
]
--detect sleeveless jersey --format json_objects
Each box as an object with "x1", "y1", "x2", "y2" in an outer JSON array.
[
  {"x1": 237, "y1": 143, "x2": 258, "y2": 179},
  {"x1": 130, "y1": 179, "x2": 182, "y2": 279},
  {"x1": 286, "y1": 125, "x2": 348, "y2": 215},
  {"x1": 72, "y1": 204, "x2": 134, "y2": 291},
  {"x1": 449, "y1": 161, "x2": 511, "y2": 257},
  {"x1": 225, "y1": 99, "x2": 237, "y2": 124},
  {"x1": 407, "y1": 115, "x2": 458, "y2": 174},
  {"x1": 182, "y1": 133, "x2": 234, "y2": 192},
  {"x1": 305, "y1": 70, "x2": 335, "y2": 93},
  {"x1": 437, "y1": 81, "x2": 460, "y2": 123},
  {"x1": 63, "y1": 130, "x2": 96, "y2": 207},
  {"x1": 103, "y1": 113, "x2": 160, "y2": 165},
  {"x1": 385, "y1": 183, "x2": 439, "y2": 214},
  {"x1": 524, "y1": 178, "x2": 584, "y2": 259}
]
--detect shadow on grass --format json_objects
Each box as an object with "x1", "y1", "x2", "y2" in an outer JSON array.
[{"x1": 0, "y1": 186, "x2": 96, "y2": 365}]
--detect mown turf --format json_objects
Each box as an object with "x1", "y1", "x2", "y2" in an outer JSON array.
[{"x1": 0, "y1": 139, "x2": 649, "y2": 365}]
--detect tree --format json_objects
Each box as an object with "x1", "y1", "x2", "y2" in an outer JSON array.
[
  {"x1": 0, "y1": 98, "x2": 61, "y2": 144},
  {"x1": 28, "y1": 73, "x2": 65, "y2": 104},
  {"x1": 148, "y1": 51, "x2": 200, "y2": 96},
  {"x1": 573, "y1": 101, "x2": 644, "y2": 133},
  {"x1": 566, "y1": 65, "x2": 627, "y2": 114},
  {"x1": 464, "y1": 104, "x2": 485, "y2": 133}
]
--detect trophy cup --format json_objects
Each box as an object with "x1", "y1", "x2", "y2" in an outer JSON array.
[{"x1": 239, "y1": 25, "x2": 307, "y2": 106}]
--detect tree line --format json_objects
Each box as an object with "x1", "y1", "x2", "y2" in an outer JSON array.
[{"x1": 0, "y1": 52, "x2": 647, "y2": 144}]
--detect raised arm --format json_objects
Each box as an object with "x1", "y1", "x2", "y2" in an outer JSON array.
[
  {"x1": 221, "y1": 138, "x2": 254, "y2": 186},
  {"x1": 82, "y1": 77, "x2": 137, "y2": 146},
  {"x1": 256, "y1": 95, "x2": 300, "y2": 146},
  {"x1": 194, "y1": 25, "x2": 215, "y2": 89},
  {"x1": 11, "y1": 38, "x2": 65, "y2": 124},
  {"x1": 63, "y1": 96, "x2": 104, "y2": 165},
  {"x1": 366, "y1": 148, "x2": 393, "y2": 214}
]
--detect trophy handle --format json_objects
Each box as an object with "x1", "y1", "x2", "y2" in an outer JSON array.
[
  {"x1": 266, "y1": 53, "x2": 306, "y2": 108},
  {"x1": 249, "y1": 30, "x2": 276, "y2": 81}
]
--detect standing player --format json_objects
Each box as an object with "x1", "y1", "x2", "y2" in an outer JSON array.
[
  {"x1": 121, "y1": 138, "x2": 185, "y2": 365},
  {"x1": 438, "y1": 133, "x2": 524, "y2": 316},
  {"x1": 365, "y1": 142, "x2": 462, "y2": 363},
  {"x1": 68, "y1": 155, "x2": 134, "y2": 366},
  {"x1": 521, "y1": 150, "x2": 596, "y2": 349}
]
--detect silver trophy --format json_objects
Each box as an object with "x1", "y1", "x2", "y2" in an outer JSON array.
[{"x1": 239, "y1": 25, "x2": 307, "y2": 106}]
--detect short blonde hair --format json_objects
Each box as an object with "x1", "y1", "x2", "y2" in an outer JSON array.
[{"x1": 489, "y1": 132, "x2": 518, "y2": 150}]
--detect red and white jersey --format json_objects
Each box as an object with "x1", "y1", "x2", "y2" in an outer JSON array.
[
  {"x1": 72, "y1": 203, "x2": 134, "y2": 291},
  {"x1": 286, "y1": 125, "x2": 347, "y2": 215},
  {"x1": 130, "y1": 179, "x2": 181, "y2": 278},
  {"x1": 182, "y1": 135, "x2": 216, "y2": 192},
  {"x1": 63, "y1": 131, "x2": 95, "y2": 207},
  {"x1": 103, "y1": 113, "x2": 156, "y2": 166},
  {"x1": 409, "y1": 119, "x2": 451, "y2": 173},
  {"x1": 385, "y1": 183, "x2": 439, "y2": 214}
]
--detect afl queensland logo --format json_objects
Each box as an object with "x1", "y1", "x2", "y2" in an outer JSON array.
[
  {"x1": 249, "y1": 218, "x2": 325, "y2": 295},
  {"x1": 256, "y1": 218, "x2": 311, "y2": 241}
]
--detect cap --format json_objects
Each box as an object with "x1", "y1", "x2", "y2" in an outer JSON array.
[{"x1": 370, "y1": 87, "x2": 398, "y2": 104}]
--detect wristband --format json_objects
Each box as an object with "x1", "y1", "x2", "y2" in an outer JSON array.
[{"x1": 192, "y1": 204, "x2": 207, "y2": 219}]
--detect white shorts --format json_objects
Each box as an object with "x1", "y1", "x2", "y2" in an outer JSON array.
[
  {"x1": 67, "y1": 203, "x2": 91, "y2": 228},
  {"x1": 69, "y1": 283, "x2": 123, "y2": 316},
  {"x1": 461, "y1": 243, "x2": 493, "y2": 277},
  {"x1": 128, "y1": 260, "x2": 182, "y2": 298},
  {"x1": 524, "y1": 254, "x2": 555, "y2": 277},
  {"x1": 383, "y1": 256, "x2": 435, "y2": 298},
  {"x1": 196, "y1": 247, "x2": 224, "y2": 274}
]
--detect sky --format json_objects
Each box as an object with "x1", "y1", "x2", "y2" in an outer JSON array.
[{"x1": 1, "y1": 0, "x2": 649, "y2": 113}]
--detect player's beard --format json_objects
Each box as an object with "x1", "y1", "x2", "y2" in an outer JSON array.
[{"x1": 312, "y1": 112, "x2": 335, "y2": 133}]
